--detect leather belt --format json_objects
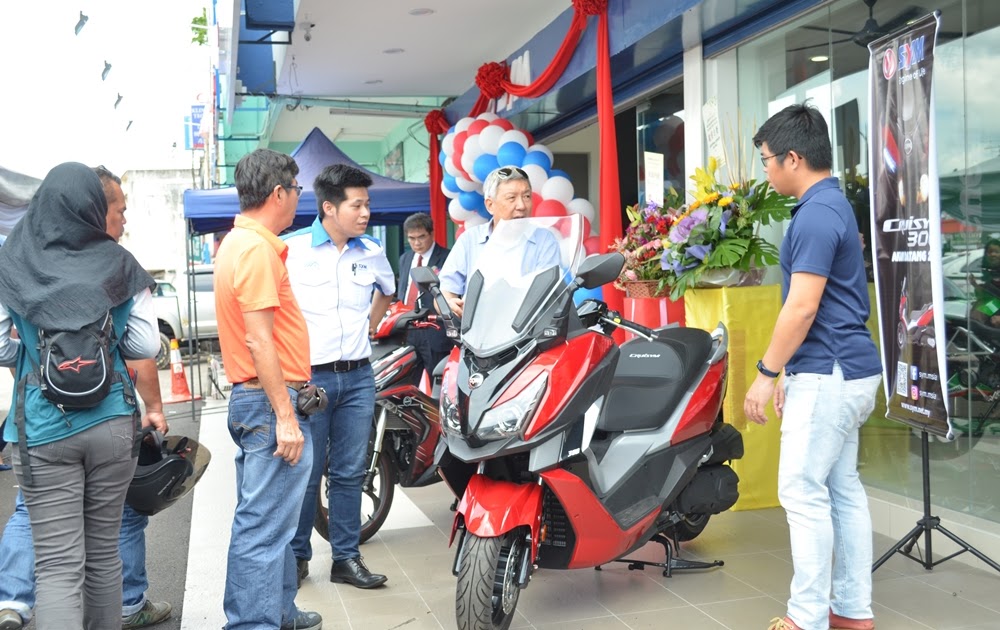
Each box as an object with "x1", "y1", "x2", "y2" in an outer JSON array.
[
  {"x1": 312, "y1": 358, "x2": 369, "y2": 373},
  {"x1": 241, "y1": 378, "x2": 307, "y2": 390}
]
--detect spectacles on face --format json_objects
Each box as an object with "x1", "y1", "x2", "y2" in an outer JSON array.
[
  {"x1": 283, "y1": 184, "x2": 303, "y2": 195},
  {"x1": 760, "y1": 152, "x2": 785, "y2": 167},
  {"x1": 496, "y1": 166, "x2": 528, "y2": 180}
]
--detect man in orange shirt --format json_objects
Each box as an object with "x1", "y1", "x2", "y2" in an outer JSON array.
[{"x1": 213, "y1": 148, "x2": 321, "y2": 630}]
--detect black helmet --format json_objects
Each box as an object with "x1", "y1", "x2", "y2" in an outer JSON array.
[{"x1": 126, "y1": 429, "x2": 211, "y2": 516}]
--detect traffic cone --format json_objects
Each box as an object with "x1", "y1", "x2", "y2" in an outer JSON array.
[{"x1": 167, "y1": 339, "x2": 200, "y2": 403}]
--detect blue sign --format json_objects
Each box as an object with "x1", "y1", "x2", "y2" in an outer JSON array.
[{"x1": 186, "y1": 105, "x2": 206, "y2": 150}]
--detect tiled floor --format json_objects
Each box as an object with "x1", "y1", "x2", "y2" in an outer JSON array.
[{"x1": 291, "y1": 481, "x2": 1000, "y2": 630}]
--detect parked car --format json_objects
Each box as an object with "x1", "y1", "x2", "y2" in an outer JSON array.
[{"x1": 152, "y1": 265, "x2": 217, "y2": 369}]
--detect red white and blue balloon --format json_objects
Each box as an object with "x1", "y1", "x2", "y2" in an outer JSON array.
[{"x1": 439, "y1": 113, "x2": 599, "y2": 254}]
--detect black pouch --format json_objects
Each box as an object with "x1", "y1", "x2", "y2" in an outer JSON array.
[{"x1": 296, "y1": 383, "x2": 328, "y2": 416}]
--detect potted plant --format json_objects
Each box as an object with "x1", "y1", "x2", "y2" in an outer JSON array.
[{"x1": 611, "y1": 188, "x2": 686, "y2": 299}]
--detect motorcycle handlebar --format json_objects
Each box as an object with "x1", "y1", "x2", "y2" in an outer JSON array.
[{"x1": 600, "y1": 313, "x2": 656, "y2": 341}]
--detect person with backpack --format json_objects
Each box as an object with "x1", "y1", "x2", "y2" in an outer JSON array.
[
  {"x1": 0, "y1": 165, "x2": 174, "y2": 630},
  {"x1": 0, "y1": 162, "x2": 159, "y2": 630}
]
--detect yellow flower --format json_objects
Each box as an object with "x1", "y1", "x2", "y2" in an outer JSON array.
[
  {"x1": 687, "y1": 201, "x2": 701, "y2": 212},
  {"x1": 699, "y1": 192, "x2": 720, "y2": 205},
  {"x1": 718, "y1": 196, "x2": 734, "y2": 206}
]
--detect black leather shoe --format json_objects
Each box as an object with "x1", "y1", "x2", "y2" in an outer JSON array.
[
  {"x1": 329, "y1": 556, "x2": 387, "y2": 589},
  {"x1": 296, "y1": 558, "x2": 309, "y2": 588}
]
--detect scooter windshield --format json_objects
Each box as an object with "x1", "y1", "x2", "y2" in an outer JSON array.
[{"x1": 461, "y1": 215, "x2": 586, "y2": 357}]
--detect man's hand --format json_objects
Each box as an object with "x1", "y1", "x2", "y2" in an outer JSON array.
[
  {"x1": 142, "y1": 409, "x2": 169, "y2": 435},
  {"x1": 274, "y1": 410, "x2": 305, "y2": 465},
  {"x1": 445, "y1": 295, "x2": 464, "y2": 319},
  {"x1": 743, "y1": 373, "x2": 778, "y2": 425}
]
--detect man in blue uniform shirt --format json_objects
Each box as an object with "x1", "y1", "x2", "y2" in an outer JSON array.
[
  {"x1": 743, "y1": 103, "x2": 881, "y2": 630},
  {"x1": 284, "y1": 164, "x2": 394, "y2": 589}
]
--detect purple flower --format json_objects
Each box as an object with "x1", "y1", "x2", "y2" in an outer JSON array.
[
  {"x1": 720, "y1": 210, "x2": 732, "y2": 236},
  {"x1": 661, "y1": 251, "x2": 698, "y2": 274},
  {"x1": 690, "y1": 208, "x2": 708, "y2": 225},
  {"x1": 669, "y1": 216, "x2": 695, "y2": 243},
  {"x1": 686, "y1": 244, "x2": 713, "y2": 261}
]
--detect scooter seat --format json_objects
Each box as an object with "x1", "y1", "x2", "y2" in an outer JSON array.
[{"x1": 597, "y1": 327, "x2": 714, "y2": 433}]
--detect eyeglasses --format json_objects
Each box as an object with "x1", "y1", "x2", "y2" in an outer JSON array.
[
  {"x1": 760, "y1": 152, "x2": 785, "y2": 167},
  {"x1": 496, "y1": 166, "x2": 528, "y2": 180},
  {"x1": 283, "y1": 184, "x2": 303, "y2": 195}
]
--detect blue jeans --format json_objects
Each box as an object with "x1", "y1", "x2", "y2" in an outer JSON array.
[
  {"x1": 292, "y1": 364, "x2": 375, "y2": 562},
  {"x1": 223, "y1": 384, "x2": 312, "y2": 630},
  {"x1": 0, "y1": 492, "x2": 150, "y2": 622},
  {"x1": 778, "y1": 363, "x2": 881, "y2": 630}
]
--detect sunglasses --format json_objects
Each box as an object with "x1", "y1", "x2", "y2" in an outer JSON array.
[{"x1": 496, "y1": 166, "x2": 528, "y2": 180}]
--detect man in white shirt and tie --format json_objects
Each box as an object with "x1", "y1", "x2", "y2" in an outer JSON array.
[{"x1": 396, "y1": 213, "x2": 451, "y2": 379}]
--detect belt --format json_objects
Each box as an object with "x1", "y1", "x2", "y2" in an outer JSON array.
[
  {"x1": 312, "y1": 358, "x2": 369, "y2": 373},
  {"x1": 241, "y1": 378, "x2": 307, "y2": 390}
]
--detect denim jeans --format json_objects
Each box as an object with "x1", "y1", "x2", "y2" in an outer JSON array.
[
  {"x1": 0, "y1": 492, "x2": 149, "y2": 623},
  {"x1": 292, "y1": 363, "x2": 375, "y2": 562},
  {"x1": 778, "y1": 363, "x2": 881, "y2": 630},
  {"x1": 223, "y1": 384, "x2": 312, "y2": 630},
  {"x1": 13, "y1": 415, "x2": 137, "y2": 630}
]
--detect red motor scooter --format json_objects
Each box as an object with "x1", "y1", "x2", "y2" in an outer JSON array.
[
  {"x1": 414, "y1": 217, "x2": 744, "y2": 630},
  {"x1": 313, "y1": 301, "x2": 451, "y2": 543}
]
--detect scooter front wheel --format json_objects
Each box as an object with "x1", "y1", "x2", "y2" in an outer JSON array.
[
  {"x1": 456, "y1": 530, "x2": 524, "y2": 630},
  {"x1": 313, "y1": 450, "x2": 396, "y2": 544}
]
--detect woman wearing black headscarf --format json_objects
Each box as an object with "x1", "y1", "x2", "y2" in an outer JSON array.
[{"x1": 0, "y1": 162, "x2": 158, "y2": 630}]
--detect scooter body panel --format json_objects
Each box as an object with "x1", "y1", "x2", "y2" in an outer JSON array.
[{"x1": 452, "y1": 474, "x2": 544, "y2": 560}]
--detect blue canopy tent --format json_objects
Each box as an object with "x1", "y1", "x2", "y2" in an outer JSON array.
[{"x1": 183, "y1": 127, "x2": 430, "y2": 235}]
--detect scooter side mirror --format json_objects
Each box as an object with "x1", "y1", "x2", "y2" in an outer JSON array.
[
  {"x1": 575, "y1": 253, "x2": 625, "y2": 290},
  {"x1": 411, "y1": 265, "x2": 457, "y2": 325}
]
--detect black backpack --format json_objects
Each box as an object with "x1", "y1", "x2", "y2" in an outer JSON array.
[
  {"x1": 35, "y1": 311, "x2": 116, "y2": 409},
  {"x1": 13, "y1": 311, "x2": 138, "y2": 485}
]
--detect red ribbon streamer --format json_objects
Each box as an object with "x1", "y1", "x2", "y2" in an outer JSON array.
[{"x1": 424, "y1": 109, "x2": 451, "y2": 247}]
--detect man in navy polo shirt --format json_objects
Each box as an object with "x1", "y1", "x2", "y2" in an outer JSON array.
[{"x1": 742, "y1": 103, "x2": 882, "y2": 630}]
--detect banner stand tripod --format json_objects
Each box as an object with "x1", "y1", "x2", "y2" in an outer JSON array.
[{"x1": 873, "y1": 430, "x2": 1000, "y2": 574}]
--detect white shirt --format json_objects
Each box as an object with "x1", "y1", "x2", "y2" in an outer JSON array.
[{"x1": 283, "y1": 218, "x2": 395, "y2": 364}]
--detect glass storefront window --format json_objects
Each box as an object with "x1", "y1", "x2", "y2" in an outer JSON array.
[
  {"x1": 636, "y1": 82, "x2": 685, "y2": 206},
  {"x1": 733, "y1": 0, "x2": 1000, "y2": 522}
]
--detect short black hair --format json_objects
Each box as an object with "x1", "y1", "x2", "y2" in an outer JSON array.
[
  {"x1": 92, "y1": 165, "x2": 121, "y2": 186},
  {"x1": 314, "y1": 164, "x2": 373, "y2": 219},
  {"x1": 234, "y1": 149, "x2": 299, "y2": 212},
  {"x1": 753, "y1": 101, "x2": 833, "y2": 171},
  {"x1": 403, "y1": 213, "x2": 433, "y2": 234}
]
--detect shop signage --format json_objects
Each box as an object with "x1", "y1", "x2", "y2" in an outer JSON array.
[{"x1": 869, "y1": 12, "x2": 951, "y2": 438}]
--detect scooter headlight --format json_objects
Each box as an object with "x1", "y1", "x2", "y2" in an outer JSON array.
[
  {"x1": 441, "y1": 393, "x2": 462, "y2": 435},
  {"x1": 475, "y1": 374, "x2": 547, "y2": 442}
]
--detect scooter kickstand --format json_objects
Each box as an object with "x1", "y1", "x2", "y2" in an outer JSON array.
[{"x1": 656, "y1": 534, "x2": 725, "y2": 578}]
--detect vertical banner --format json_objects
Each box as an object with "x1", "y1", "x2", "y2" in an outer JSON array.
[{"x1": 869, "y1": 13, "x2": 952, "y2": 438}]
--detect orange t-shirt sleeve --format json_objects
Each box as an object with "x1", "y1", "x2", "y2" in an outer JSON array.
[{"x1": 234, "y1": 242, "x2": 282, "y2": 312}]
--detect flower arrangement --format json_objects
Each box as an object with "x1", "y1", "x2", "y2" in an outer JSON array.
[
  {"x1": 613, "y1": 154, "x2": 794, "y2": 301},
  {"x1": 611, "y1": 187, "x2": 686, "y2": 296},
  {"x1": 657, "y1": 156, "x2": 793, "y2": 299}
]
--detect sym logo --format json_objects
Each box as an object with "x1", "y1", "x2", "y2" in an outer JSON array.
[
  {"x1": 883, "y1": 48, "x2": 897, "y2": 80},
  {"x1": 469, "y1": 373, "x2": 484, "y2": 389},
  {"x1": 629, "y1": 353, "x2": 661, "y2": 359}
]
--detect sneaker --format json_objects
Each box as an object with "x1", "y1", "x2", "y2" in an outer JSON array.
[
  {"x1": 0, "y1": 609, "x2": 22, "y2": 630},
  {"x1": 830, "y1": 611, "x2": 875, "y2": 630},
  {"x1": 122, "y1": 600, "x2": 172, "y2": 629},
  {"x1": 280, "y1": 609, "x2": 322, "y2": 630},
  {"x1": 767, "y1": 618, "x2": 802, "y2": 630}
]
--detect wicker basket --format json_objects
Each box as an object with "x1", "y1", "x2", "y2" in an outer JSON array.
[{"x1": 623, "y1": 280, "x2": 669, "y2": 299}]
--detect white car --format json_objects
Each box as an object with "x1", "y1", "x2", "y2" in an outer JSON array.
[{"x1": 152, "y1": 265, "x2": 217, "y2": 369}]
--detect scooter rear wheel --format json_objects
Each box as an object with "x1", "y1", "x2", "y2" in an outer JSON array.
[
  {"x1": 668, "y1": 513, "x2": 710, "y2": 542},
  {"x1": 456, "y1": 530, "x2": 523, "y2": 630},
  {"x1": 313, "y1": 449, "x2": 396, "y2": 544}
]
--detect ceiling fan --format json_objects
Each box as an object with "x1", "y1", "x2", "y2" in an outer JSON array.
[{"x1": 789, "y1": 0, "x2": 961, "y2": 53}]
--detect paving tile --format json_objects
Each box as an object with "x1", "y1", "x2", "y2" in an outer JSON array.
[
  {"x1": 697, "y1": 594, "x2": 788, "y2": 630},
  {"x1": 342, "y1": 591, "x2": 444, "y2": 630},
  {"x1": 561, "y1": 565, "x2": 689, "y2": 614},
  {"x1": 873, "y1": 576, "x2": 1000, "y2": 629},
  {"x1": 622, "y1": 604, "x2": 729, "y2": 629}
]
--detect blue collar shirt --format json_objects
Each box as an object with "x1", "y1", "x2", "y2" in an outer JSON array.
[{"x1": 283, "y1": 218, "x2": 395, "y2": 364}]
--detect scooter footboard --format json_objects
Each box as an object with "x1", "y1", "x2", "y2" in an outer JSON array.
[{"x1": 450, "y1": 474, "x2": 543, "y2": 560}]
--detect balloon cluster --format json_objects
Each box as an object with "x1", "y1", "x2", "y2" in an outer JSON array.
[{"x1": 438, "y1": 112, "x2": 600, "y2": 254}]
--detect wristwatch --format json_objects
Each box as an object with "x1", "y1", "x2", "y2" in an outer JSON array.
[{"x1": 756, "y1": 359, "x2": 780, "y2": 378}]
